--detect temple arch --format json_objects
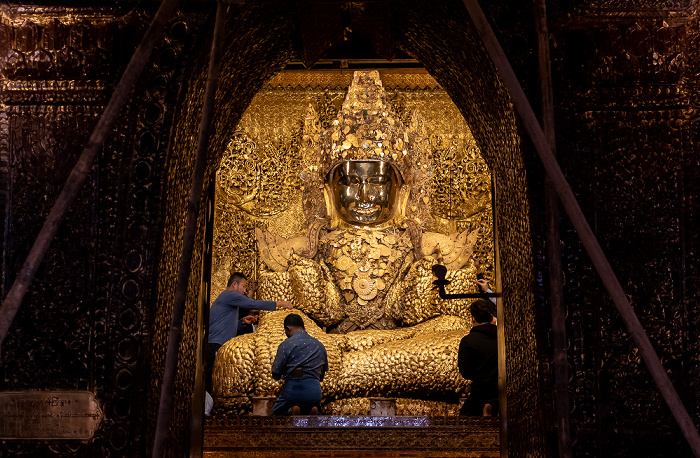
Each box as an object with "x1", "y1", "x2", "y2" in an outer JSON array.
[{"x1": 151, "y1": 1, "x2": 542, "y2": 455}]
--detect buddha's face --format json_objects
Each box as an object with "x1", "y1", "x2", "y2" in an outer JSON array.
[{"x1": 329, "y1": 160, "x2": 401, "y2": 225}]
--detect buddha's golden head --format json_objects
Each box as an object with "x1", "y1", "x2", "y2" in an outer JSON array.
[
  {"x1": 300, "y1": 70, "x2": 432, "y2": 229},
  {"x1": 327, "y1": 159, "x2": 403, "y2": 226}
]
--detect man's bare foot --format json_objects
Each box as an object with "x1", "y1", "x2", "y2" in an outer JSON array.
[
  {"x1": 291, "y1": 406, "x2": 301, "y2": 415},
  {"x1": 310, "y1": 407, "x2": 319, "y2": 415},
  {"x1": 482, "y1": 403, "x2": 492, "y2": 417}
]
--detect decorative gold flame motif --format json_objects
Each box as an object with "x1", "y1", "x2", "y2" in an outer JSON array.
[{"x1": 219, "y1": 131, "x2": 301, "y2": 217}]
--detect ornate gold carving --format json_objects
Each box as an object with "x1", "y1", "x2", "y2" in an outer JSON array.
[
  {"x1": 212, "y1": 71, "x2": 495, "y2": 414},
  {"x1": 431, "y1": 133, "x2": 491, "y2": 220},
  {"x1": 299, "y1": 71, "x2": 433, "y2": 229},
  {"x1": 325, "y1": 397, "x2": 460, "y2": 416},
  {"x1": 219, "y1": 131, "x2": 301, "y2": 217},
  {"x1": 264, "y1": 69, "x2": 443, "y2": 91},
  {"x1": 204, "y1": 415, "x2": 500, "y2": 457},
  {"x1": 212, "y1": 74, "x2": 495, "y2": 301}
]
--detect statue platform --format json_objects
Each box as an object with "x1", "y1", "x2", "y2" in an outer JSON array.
[{"x1": 204, "y1": 415, "x2": 500, "y2": 457}]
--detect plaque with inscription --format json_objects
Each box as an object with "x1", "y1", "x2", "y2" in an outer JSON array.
[{"x1": 0, "y1": 391, "x2": 103, "y2": 440}]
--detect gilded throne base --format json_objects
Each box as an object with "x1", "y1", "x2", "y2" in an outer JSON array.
[{"x1": 204, "y1": 415, "x2": 500, "y2": 457}]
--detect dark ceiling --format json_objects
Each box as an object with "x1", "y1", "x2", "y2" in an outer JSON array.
[{"x1": 284, "y1": 2, "x2": 421, "y2": 70}]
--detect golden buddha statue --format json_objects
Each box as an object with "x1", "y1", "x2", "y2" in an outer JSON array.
[{"x1": 213, "y1": 71, "x2": 484, "y2": 415}]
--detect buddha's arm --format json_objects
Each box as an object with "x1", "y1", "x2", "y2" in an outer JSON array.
[
  {"x1": 386, "y1": 256, "x2": 440, "y2": 326},
  {"x1": 256, "y1": 227, "x2": 344, "y2": 326},
  {"x1": 386, "y1": 253, "x2": 481, "y2": 326},
  {"x1": 288, "y1": 253, "x2": 345, "y2": 327}
]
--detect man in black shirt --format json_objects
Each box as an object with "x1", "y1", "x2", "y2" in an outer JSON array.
[{"x1": 458, "y1": 299, "x2": 499, "y2": 416}]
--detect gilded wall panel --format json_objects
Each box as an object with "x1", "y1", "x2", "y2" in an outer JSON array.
[
  {"x1": 150, "y1": 4, "x2": 297, "y2": 455},
  {"x1": 551, "y1": 6, "x2": 700, "y2": 456}
]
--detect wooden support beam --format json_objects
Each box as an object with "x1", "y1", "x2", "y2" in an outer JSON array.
[
  {"x1": 151, "y1": 3, "x2": 228, "y2": 457},
  {"x1": 534, "y1": 1, "x2": 573, "y2": 457},
  {"x1": 460, "y1": 0, "x2": 700, "y2": 456},
  {"x1": 188, "y1": 177, "x2": 216, "y2": 458},
  {"x1": 0, "y1": 0, "x2": 182, "y2": 354}
]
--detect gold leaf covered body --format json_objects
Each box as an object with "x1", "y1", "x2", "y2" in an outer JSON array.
[{"x1": 213, "y1": 311, "x2": 471, "y2": 411}]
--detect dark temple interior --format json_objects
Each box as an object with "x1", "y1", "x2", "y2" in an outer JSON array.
[{"x1": 0, "y1": 1, "x2": 698, "y2": 457}]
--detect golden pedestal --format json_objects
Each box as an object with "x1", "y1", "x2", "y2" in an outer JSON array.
[{"x1": 204, "y1": 415, "x2": 500, "y2": 457}]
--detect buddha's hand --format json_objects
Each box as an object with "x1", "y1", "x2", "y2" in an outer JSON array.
[
  {"x1": 288, "y1": 253, "x2": 344, "y2": 326},
  {"x1": 255, "y1": 226, "x2": 310, "y2": 272}
]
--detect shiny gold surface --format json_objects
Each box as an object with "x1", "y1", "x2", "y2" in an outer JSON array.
[
  {"x1": 219, "y1": 131, "x2": 301, "y2": 218},
  {"x1": 212, "y1": 71, "x2": 493, "y2": 414},
  {"x1": 212, "y1": 72, "x2": 493, "y2": 300},
  {"x1": 213, "y1": 310, "x2": 469, "y2": 410},
  {"x1": 325, "y1": 398, "x2": 460, "y2": 416}
]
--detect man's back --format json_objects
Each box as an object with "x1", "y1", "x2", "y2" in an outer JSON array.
[
  {"x1": 270, "y1": 320, "x2": 329, "y2": 416},
  {"x1": 272, "y1": 330, "x2": 328, "y2": 381},
  {"x1": 458, "y1": 323, "x2": 497, "y2": 399},
  {"x1": 209, "y1": 290, "x2": 276, "y2": 345}
]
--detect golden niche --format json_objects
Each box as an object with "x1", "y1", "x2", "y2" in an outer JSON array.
[{"x1": 212, "y1": 71, "x2": 494, "y2": 416}]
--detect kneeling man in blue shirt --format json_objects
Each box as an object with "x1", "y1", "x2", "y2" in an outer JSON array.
[{"x1": 271, "y1": 313, "x2": 328, "y2": 415}]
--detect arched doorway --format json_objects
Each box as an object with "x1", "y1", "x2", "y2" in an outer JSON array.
[{"x1": 149, "y1": 1, "x2": 544, "y2": 455}]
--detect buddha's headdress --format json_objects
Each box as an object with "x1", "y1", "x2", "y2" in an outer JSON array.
[{"x1": 299, "y1": 70, "x2": 433, "y2": 228}]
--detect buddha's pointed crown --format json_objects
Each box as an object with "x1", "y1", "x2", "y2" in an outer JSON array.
[{"x1": 300, "y1": 70, "x2": 432, "y2": 226}]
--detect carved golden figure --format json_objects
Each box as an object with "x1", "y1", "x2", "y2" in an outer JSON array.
[{"x1": 213, "y1": 71, "x2": 487, "y2": 415}]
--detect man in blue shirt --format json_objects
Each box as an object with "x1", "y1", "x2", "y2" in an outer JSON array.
[
  {"x1": 271, "y1": 313, "x2": 328, "y2": 415},
  {"x1": 206, "y1": 272, "x2": 293, "y2": 404}
]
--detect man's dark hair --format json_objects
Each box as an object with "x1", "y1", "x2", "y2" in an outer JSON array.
[
  {"x1": 470, "y1": 300, "x2": 494, "y2": 324},
  {"x1": 283, "y1": 313, "x2": 305, "y2": 329},
  {"x1": 484, "y1": 301, "x2": 497, "y2": 319},
  {"x1": 227, "y1": 272, "x2": 247, "y2": 287}
]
